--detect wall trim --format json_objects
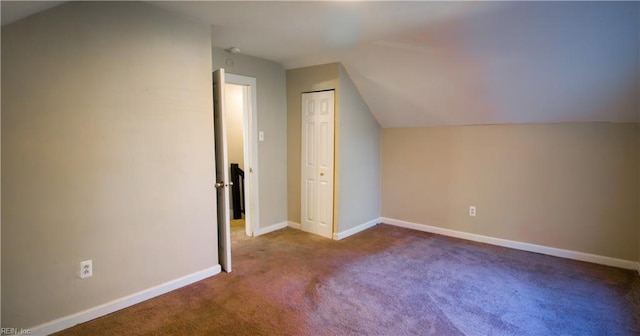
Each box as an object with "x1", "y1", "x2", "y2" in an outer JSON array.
[
  {"x1": 333, "y1": 217, "x2": 381, "y2": 240},
  {"x1": 287, "y1": 221, "x2": 301, "y2": 230},
  {"x1": 254, "y1": 221, "x2": 288, "y2": 236},
  {"x1": 30, "y1": 265, "x2": 221, "y2": 335},
  {"x1": 382, "y1": 217, "x2": 638, "y2": 270}
]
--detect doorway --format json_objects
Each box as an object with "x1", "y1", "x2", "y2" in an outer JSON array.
[
  {"x1": 301, "y1": 90, "x2": 335, "y2": 239},
  {"x1": 225, "y1": 83, "x2": 249, "y2": 235},
  {"x1": 225, "y1": 73, "x2": 259, "y2": 238},
  {"x1": 213, "y1": 69, "x2": 259, "y2": 272}
]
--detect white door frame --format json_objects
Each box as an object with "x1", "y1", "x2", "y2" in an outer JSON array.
[{"x1": 226, "y1": 73, "x2": 259, "y2": 237}]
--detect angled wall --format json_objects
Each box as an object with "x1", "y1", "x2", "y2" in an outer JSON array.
[
  {"x1": 2, "y1": 1, "x2": 217, "y2": 329},
  {"x1": 336, "y1": 65, "x2": 381, "y2": 234}
]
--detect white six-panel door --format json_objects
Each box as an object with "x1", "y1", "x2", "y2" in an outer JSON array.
[{"x1": 301, "y1": 91, "x2": 334, "y2": 239}]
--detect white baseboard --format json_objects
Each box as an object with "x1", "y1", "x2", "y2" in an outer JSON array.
[
  {"x1": 287, "y1": 221, "x2": 301, "y2": 230},
  {"x1": 254, "y1": 221, "x2": 288, "y2": 236},
  {"x1": 30, "y1": 265, "x2": 221, "y2": 335},
  {"x1": 333, "y1": 217, "x2": 381, "y2": 240},
  {"x1": 382, "y1": 217, "x2": 638, "y2": 270}
]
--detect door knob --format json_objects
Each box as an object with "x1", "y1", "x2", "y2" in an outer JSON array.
[{"x1": 320, "y1": 172, "x2": 324, "y2": 176}]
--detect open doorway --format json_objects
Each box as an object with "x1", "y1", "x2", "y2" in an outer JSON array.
[
  {"x1": 225, "y1": 73, "x2": 259, "y2": 238},
  {"x1": 213, "y1": 69, "x2": 259, "y2": 272},
  {"x1": 213, "y1": 70, "x2": 258, "y2": 273}
]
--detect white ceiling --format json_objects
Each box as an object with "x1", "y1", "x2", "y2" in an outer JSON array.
[{"x1": 3, "y1": 1, "x2": 639, "y2": 127}]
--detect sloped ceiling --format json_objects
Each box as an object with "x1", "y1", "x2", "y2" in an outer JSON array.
[
  {"x1": 3, "y1": 1, "x2": 639, "y2": 127},
  {"x1": 0, "y1": 1, "x2": 66, "y2": 25}
]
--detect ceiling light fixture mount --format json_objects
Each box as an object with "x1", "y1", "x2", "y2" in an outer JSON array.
[{"x1": 226, "y1": 47, "x2": 241, "y2": 54}]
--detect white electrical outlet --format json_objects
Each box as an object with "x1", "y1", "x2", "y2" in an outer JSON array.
[
  {"x1": 80, "y1": 260, "x2": 93, "y2": 279},
  {"x1": 469, "y1": 206, "x2": 476, "y2": 217},
  {"x1": 259, "y1": 131, "x2": 265, "y2": 142}
]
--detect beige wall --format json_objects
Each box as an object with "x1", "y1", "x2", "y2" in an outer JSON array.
[
  {"x1": 212, "y1": 48, "x2": 288, "y2": 228},
  {"x1": 336, "y1": 65, "x2": 381, "y2": 232},
  {"x1": 2, "y1": 2, "x2": 217, "y2": 328},
  {"x1": 382, "y1": 123, "x2": 639, "y2": 261},
  {"x1": 225, "y1": 84, "x2": 245, "y2": 171},
  {"x1": 0, "y1": 23, "x2": 2, "y2": 327},
  {"x1": 286, "y1": 63, "x2": 340, "y2": 225},
  {"x1": 225, "y1": 83, "x2": 245, "y2": 214}
]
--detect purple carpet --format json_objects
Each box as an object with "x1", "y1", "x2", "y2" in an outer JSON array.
[{"x1": 55, "y1": 223, "x2": 640, "y2": 335}]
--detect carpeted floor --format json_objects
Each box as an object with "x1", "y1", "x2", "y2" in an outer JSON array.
[{"x1": 55, "y1": 224, "x2": 640, "y2": 335}]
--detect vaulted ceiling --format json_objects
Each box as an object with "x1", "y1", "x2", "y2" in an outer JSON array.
[{"x1": 3, "y1": 1, "x2": 639, "y2": 127}]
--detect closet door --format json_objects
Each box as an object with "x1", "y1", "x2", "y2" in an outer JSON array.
[{"x1": 301, "y1": 90, "x2": 335, "y2": 239}]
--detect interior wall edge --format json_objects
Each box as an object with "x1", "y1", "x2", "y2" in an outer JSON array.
[
  {"x1": 29, "y1": 265, "x2": 221, "y2": 335},
  {"x1": 379, "y1": 120, "x2": 640, "y2": 130},
  {"x1": 382, "y1": 217, "x2": 638, "y2": 271},
  {"x1": 333, "y1": 217, "x2": 381, "y2": 241},
  {"x1": 253, "y1": 221, "x2": 289, "y2": 237},
  {"x1": 287, "y1": 221, "x2": 301, "y2": 230}
]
